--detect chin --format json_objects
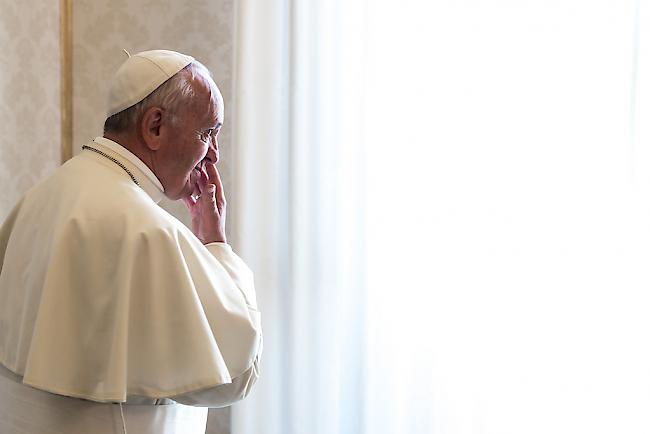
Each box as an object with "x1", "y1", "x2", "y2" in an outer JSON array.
[
  {"x1": 164, "y1": 177, "x2": 195, "y2": 201},
  {"x1": 164, "y1": 191, "x2": 184, "y2": 201},
  {"x1": 162, "y1": 185, "x2": 185, "y2": 201}
]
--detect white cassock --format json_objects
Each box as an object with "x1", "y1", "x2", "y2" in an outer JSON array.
[{"x1": 0, "y1": 137, "x2": 262, "y2": 433}]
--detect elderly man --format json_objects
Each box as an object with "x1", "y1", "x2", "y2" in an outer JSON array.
[{"x1": 0, "y1": 50, "x2": 261, "y2": 433}]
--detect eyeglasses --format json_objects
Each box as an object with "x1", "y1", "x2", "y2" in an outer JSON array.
[{"x1": 198, "y1": 128, "x2": 218, "y2": 143}]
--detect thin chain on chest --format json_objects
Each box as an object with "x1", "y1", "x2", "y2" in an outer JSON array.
[{"x1": 82, "y1": 145, "x2": 141, "y2": 188}]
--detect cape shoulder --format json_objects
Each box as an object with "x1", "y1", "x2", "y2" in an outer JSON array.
[{"x1": 0, "y1": 155, "x2": 261, "y2": 402}]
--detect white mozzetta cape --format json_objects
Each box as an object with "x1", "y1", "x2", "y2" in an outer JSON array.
[{"x1": 0, "y1": 138, "x2": 262, "y2": 404}]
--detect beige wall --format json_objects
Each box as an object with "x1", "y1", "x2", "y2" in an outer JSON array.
[
  {"x1": 0, "y1": 0, "x2": 61, "y2": 221},
  {"x1": 72, "y1": 0, "x2": 236, "y2": 235}
]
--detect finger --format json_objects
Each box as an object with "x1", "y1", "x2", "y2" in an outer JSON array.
[
  {"x1": 202, "y1": 183, "x2": 218, "y2": 212},
  {"x1": 191, "y1": 208, "x2": 201, "y2": 236},
  {"x1": 198, "y1": 166, "x2": 210, "y2": 193},
  {"x1": 183, "y1": 195, "x2": 201, "y2": 236},
  {"x1": 206, "y1": 163, "x2": 225, "y2": 206},
  {"x1": 205, "y1": 162, "x2": 217, "y2": 184},
  {"x1": 182, "y1": 195, "x2": 197, "y2": 209}
]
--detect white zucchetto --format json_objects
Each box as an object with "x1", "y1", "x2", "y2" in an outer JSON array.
[{"x1": 106, "y1": 49, "x2": 194, "y2": 118}]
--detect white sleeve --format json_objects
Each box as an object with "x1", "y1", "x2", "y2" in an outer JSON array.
[
  {"x1": 171, "y1": 354, "x2": 261, "y2": 407},
  {"x1": 167, "y1": 242, "x2": 262, "y2": 408},
  {"x1": 205, "y1": 243, "x2": 259, "y2": 309}
]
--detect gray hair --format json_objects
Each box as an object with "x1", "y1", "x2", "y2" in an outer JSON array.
[{"x1": 103, "y1": 61, "x2": 213, "y2": 134}]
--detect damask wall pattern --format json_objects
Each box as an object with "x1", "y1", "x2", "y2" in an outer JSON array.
[
  {"x1": 72, "y1": 0, "x2": 235, "y2": 235},
  {"x1": 1, "y1": 3, "x2": 236, "y2": 429},
  {"x1": 0, "y1": 0, "x2": 61, "y2": 221}
]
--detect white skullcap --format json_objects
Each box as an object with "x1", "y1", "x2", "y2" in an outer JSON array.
[{"x1": 106, "y1": 49, "x2": 195, "y2": 118}]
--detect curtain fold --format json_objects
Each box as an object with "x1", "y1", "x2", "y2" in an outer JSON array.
[
  {"x1": 230, "y1": 0, "x2": 291, "y2": 433},
  {"x1": 231, "y1": 1, "x2": 367, "y2": 433}
]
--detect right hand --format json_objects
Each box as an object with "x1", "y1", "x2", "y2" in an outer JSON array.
[{"x1": 182, "y1": 163, "x2": 227, "y2": 244}]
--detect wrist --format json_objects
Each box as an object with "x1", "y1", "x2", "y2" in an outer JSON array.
[{"x1": 202, "y1": 232, "x2": 227, "y2": 244}]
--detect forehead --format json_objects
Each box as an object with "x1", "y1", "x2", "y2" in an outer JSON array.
[
  {"x1": 191, "y1": 75, "x2": 224, "y2": 126},
  {"x1": 208, "y1": 82, "x2": 224, "y2": 124}
]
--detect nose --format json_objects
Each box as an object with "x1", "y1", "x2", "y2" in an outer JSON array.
[{"x1": 204, "y1": 136, "x2": 219, "y2": 165}]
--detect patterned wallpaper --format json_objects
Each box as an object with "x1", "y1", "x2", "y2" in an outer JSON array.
[
  {"x1": 0, "y1": 0, "x2": 61, "y2": 221},
  {"x1": 72, "y1": 0, "x2": 235, "y2": 236},
  {"x1": 1, "y1": 1, "x2": 235, "y2": 431}
]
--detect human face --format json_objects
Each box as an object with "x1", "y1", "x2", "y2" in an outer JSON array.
[{"x1": 158, "y1": 76, "x2": 224, "y2": 200}]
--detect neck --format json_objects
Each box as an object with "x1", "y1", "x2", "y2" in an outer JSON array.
[{"x1": 104, "y1": 132, "x2": 157, "y2": 178}]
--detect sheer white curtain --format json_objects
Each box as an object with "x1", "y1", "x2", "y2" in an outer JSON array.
[{"x1": 231, "y1": 1, "x2": 650, "y2": 434}]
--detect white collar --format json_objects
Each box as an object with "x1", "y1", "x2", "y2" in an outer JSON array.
[{"x1": 89, "y1": 137, "x2": 166, "y2": 204}]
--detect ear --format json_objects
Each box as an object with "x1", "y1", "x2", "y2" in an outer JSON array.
[{"x1": 140, "y1": 106, "x2": 164, "y2": 150}]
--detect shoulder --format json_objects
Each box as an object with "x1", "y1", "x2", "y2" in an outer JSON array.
[{"x1": 19, "y1": 155, "x2": 194, "y2": 250}]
